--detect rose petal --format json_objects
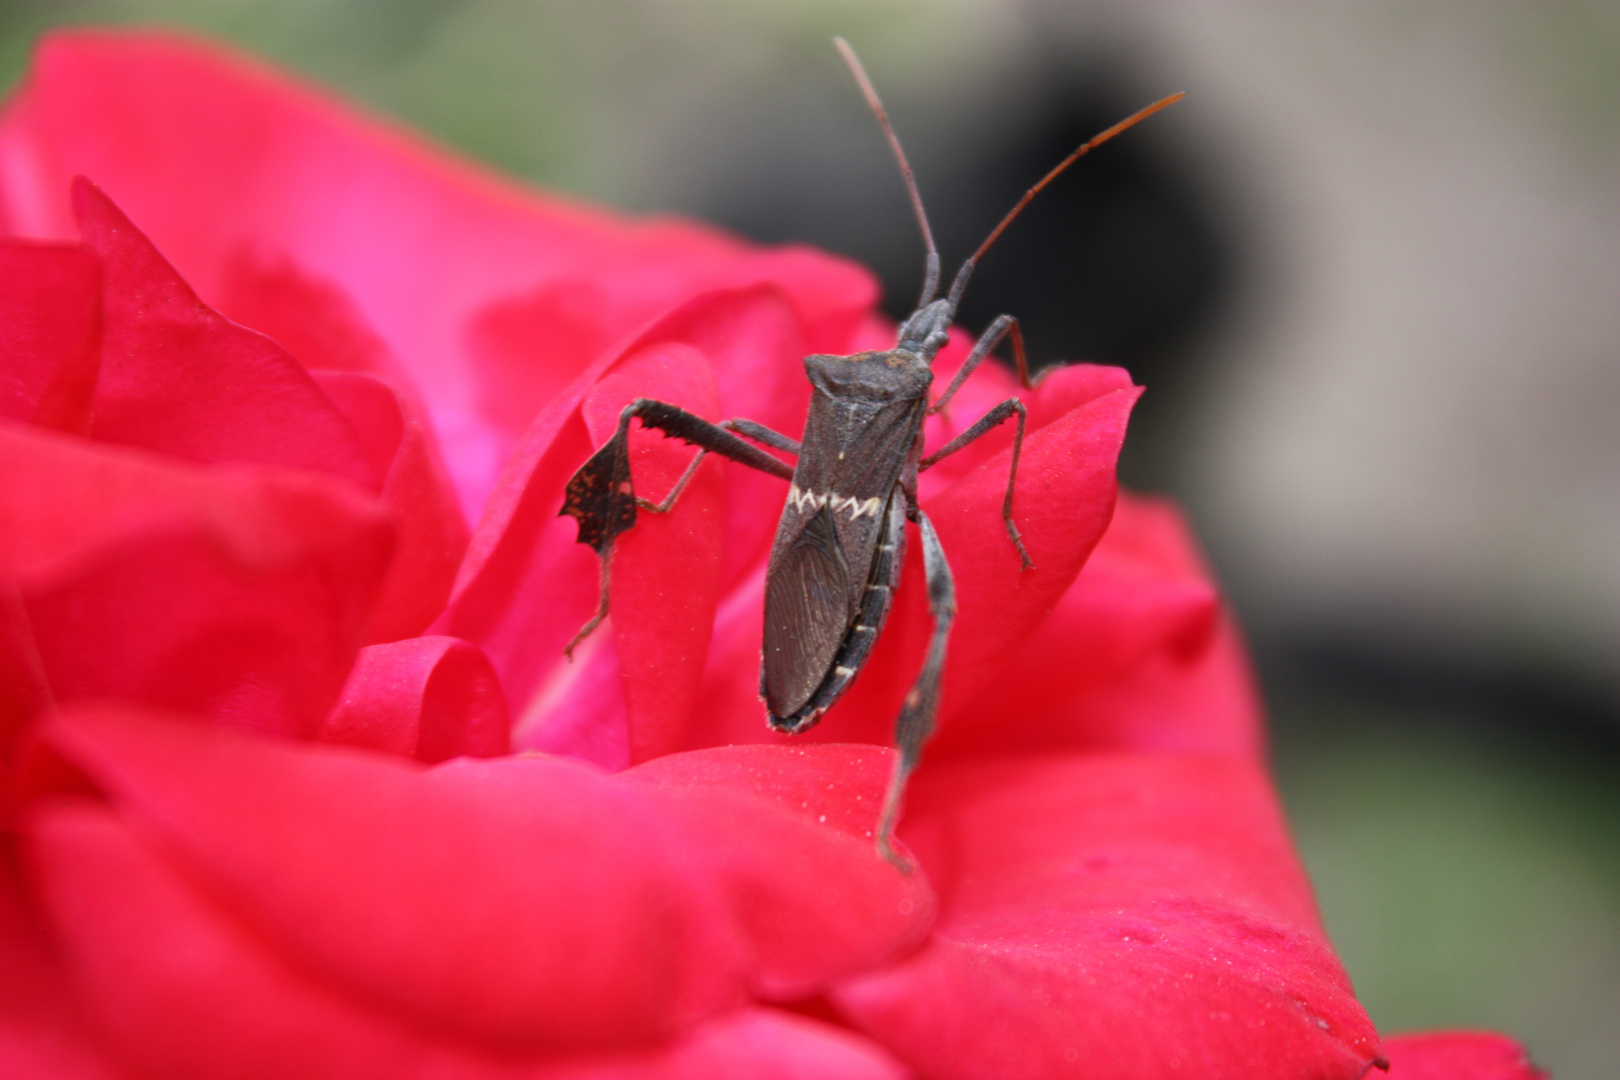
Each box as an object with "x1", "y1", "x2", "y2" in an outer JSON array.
[
  {"x1": 440, "y1": 289, "x2": 801, "y2": 763},
  {"x1": 0, "y1": 840, "x2": 121, "y2": 1080},
  {"x1": 919, "y1": 356, "x2": 1137, "y2": 498},
  {"x1": 626, "y1": 744, "x2": 935, "y2": 997},
  {"x1": 0, "y1": 32, "x2": 876, "y2": 516},
  {"x1": 579, "y1": 343, "x2": 724, "y2": 763},
  {"x1": 71, "y1": 179, "x2": 374, "y2": 488},
  {"x1": 921, "y1": 385, "x2": 1142, "y2": 711},
  {"x1": 315, "y1": 371, "x2": 470, "y2": 642},
  {"x1": 929, "y1": 492, "x2": 1264, "y2": 761},
  {"x1": 214, "y1": 246, "x2": 404, "y2": 379},
  {"x1": 319, "y1": 637, "x2": 510, "y2": 762},
  {"x1": 533, "y1": 1010, "x2": 910, "y2": 1080},
  {"x1": 629, "y1": 285, "x2": 810, "y2": 593},
  {"x1": 28, "y1": 802, "x2": 431, "y2": 1080},
  {"x1": 32, "y1": 705, "x2": 933, "y2": 1055},
  {"x1": 0, "y1": 239, "x2": 100, "y2": 433},
  {"x1": 36, "y1": 703, "x2": 744, "y2": 1053},
  {"x1": 830, "y1": 753, "x2": 1383, "y2": 1079},
  {"x1": 1381, "y1": 1032, "x2": 1546, "y2": 1080},
  {"x1": 30, "y1": 796, "x2": 905, "y2": 1080},
  {"x1": 0, "y1": 421, "x2": 392, "y2": 756},
  {"x1": 215, "y1": 254, "x2": 476, "y2": 635}
]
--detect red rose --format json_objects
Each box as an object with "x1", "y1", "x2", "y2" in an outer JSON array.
[{"x1": 0, "y1": 31, "x2": 1541, "y2": 1080}]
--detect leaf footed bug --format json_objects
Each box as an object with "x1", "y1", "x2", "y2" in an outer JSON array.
[{"x1": 560, "y1": 38, "x2": 1183, "y2": 868}]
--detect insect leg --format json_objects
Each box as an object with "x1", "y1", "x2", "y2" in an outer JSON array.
[
  {"x1": 724, "y1": 417, "x2": 802, "y2": 456},
  {"x1": 638, "y1": 417, "x2": 801, "y2": 515},
  {"x1": 929, "y1": 313, "x2": 1030, "y2": 416},
  {"x1": 560, "y1": 398, "x2": 795, "y2": 657},
  {"x1": 621, "y1": 399, "x2": 797, "y2": 479},
  {"x1": 876, "y1": 507, "x2": 956, "y2": 871},
  {"x1": 919, "y1": 398, "x2": 1034, "y2": 570}
]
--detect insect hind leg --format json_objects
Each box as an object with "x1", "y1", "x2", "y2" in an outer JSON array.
[
  {"x1": 560, "y1": 398, "x2": 797, "y2": 659},
  {"x1": 876, "y1": 506, "x2": 956, "y2": 871}
]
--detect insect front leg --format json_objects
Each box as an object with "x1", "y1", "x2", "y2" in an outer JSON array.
[
  {"x1": 560, "y1": 398, "x2": 796, "y2": 657},
  {"x1": 929, "y1": 313, "x2": 1030, "y2": 416},
  {"x1": 920, "y1": 397, "x2": 1034, "y2": 570},
  {"x1": 876, "y1": 506, "x2": 956, "y2": 871}
]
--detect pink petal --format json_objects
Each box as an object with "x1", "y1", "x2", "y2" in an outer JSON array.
[
  {"x1": 33, "y1": 705, "x2": 936, "y2": 1054},
  {"x1": 214, "y1": 246, "x2": 407, "y2": 379},
  {"x1": 0, "y1": 32, "x2": 876, "y2": 516},
  {"x1": 0, "y1": 422, "x2": 392, "y2": 755},
  {"x1": 641, "y1": 286, "x2": 810, "y2": 589},
  {"x1": 71, "y1": 179, "x2": 373, "y2": 488},
  {"x1": 319, "y1": 637, "x2": 510, "y2": 762},
  {"x1": 213, "y1": 252, "x2": 474, "y2": 638},
  {"x1": 440, "y1": 289, "x2": 801, "y2": 764},
  {"x1": 528, "y1": 1010, "x2": 909, "y2": 1080},
  {"x1": 1381, "y1": 1032, "x2": 1546, "y2": 1080},
  {"x1": 35, "y1": 703, "x2": 743, "y2": 1053},
  {"x1": 579, "y1": 344, "x2": 724, "y2": 763},
  {"x1": 626, "y1": 744, "x2": 935, "y2": 998},
  {"x1": 830, "y1": 753, "x2": 1382, "y2": 1079},
  {"x1": 0, "y1": 843, "x2": 122, "y2": 1080},
  {"x1": 919, "y1": 357, "x2": 1137, "y2": 497},
  {"x1": 315, "y1": 371, "x2": 470, "y2": 642},
  {"x1": 27, "y1": 802, "x2": 430, "y2": 1080},
  {"x1": 673, "y1": 568, "x2": 775, "y2": 753},
  {"x1": 28, "y1": 797, "x2": 905, "y2": 1080},
  {"x1": 930, "y1": 492, "x2": 1265, "y2": 761},
  {"x1": 0, "y1": 239, "x2": 100, "y2": 433},
  {"x1": 919, "y1": 384, "x2": 1141, "y2": 713}
]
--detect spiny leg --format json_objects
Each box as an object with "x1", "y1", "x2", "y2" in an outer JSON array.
[
  {"x1": 633, "y1": 418, "x2": 798, "y2": 514},
  {"x1": 876, "y1": 507, "x2": 956, "y2": 871},
  {"x1": 930, "y1": 313, "x2": 1030, "y2": 416},
  {"x1": 613, "y1": 399, "x2": 798, "y2": 480},
  {"x1": 920, "y1": 397, "x2": 1033, "y2": 570},
  {"x1": 560, "y1": 399, "x2": 796, "y2": 657}
]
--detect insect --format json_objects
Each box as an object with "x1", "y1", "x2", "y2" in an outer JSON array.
[{"x1": 561, "y1": 38, "x2": 1183, "y2": 867}]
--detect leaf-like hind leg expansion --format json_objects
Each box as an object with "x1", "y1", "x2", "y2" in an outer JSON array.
[
  {"x1": 560, "y1": 398, "x2": 797, "y2": 658},
  {"x1": 920, "y1": 397, "x2": 1034, "y2": 570},
  {"x1": 876, "y1": 507, "x2": 956, "y2": 871}
]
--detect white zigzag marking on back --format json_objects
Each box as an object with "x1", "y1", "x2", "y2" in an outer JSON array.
[{"x1": 788, "y1": 485, "x2": 880, "y2": 520}]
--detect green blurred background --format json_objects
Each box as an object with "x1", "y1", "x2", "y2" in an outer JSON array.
[{"x1": 5, "y1": 3, "x2": 1616, "y2": 1076}]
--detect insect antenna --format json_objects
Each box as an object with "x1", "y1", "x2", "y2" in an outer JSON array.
[
  {"x1": 945, "y1": 90, "x2": 1188, "y2": 311},
  {"x1": 834, "y1": 37, "x2": 942, "y2": 308}
]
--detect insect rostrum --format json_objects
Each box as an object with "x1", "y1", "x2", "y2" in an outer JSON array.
[{"x1": 561, "y1": 39, "x2": 1183, "y2": 868}]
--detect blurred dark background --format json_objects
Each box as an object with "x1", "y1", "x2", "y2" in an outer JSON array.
[{"x1": 5, "y1": 3, "x2": 1616, "y2": 1075}]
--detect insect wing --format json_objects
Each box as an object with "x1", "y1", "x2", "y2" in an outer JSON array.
[
  {"x1": 762, "y1": 369, "x2": 926, "y2": 723},
  {"x1": 763, "y1": 504, "x2": 852, "y2": 718}
]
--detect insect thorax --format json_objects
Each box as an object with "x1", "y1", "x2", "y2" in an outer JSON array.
[{"x1": 802, "y1": 350, "x2": 933, "y2": 401}]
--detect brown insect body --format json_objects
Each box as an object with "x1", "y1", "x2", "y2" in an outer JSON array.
[{"x1": 763, "y1": 347, "x2": 933, "y2": 729}]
